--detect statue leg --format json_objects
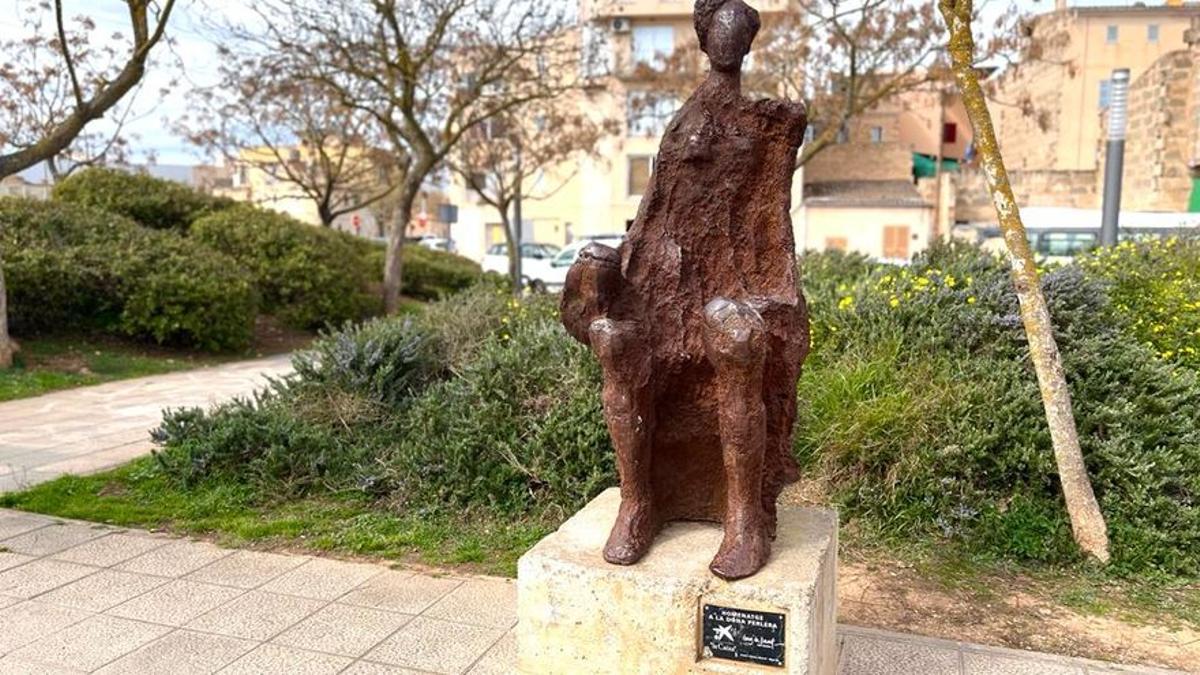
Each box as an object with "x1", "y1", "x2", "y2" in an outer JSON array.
[
  {"x1": 589, "y1": 318, "x2": 658, "y2": 565},
  {"x1": 702, "y1": 298, "x2": 771, "y2": 580}
]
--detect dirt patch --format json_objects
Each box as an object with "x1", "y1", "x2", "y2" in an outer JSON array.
[
  {"x1": 839, "y1": 554, "x2": 1198, "y2": 671},
  {"x1": 252, "y1": 316, "x2": 315, "y2": 355}
]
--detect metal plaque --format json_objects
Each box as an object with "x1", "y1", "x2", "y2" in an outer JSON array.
[{"x1": 700, "y1": 604, "x2": 786, "y2": 668}]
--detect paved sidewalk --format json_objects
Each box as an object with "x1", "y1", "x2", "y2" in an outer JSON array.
[
  {"x1": 0, "y1": 355, "x2": 293, "y2": 493},
  {"x1": 0, "y1": 510, "x2": 1182, "y2": 675}
]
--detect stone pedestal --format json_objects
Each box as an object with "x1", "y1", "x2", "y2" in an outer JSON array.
[{"x1": 517, "y1": 489, "x2": 838, "y2": 674}]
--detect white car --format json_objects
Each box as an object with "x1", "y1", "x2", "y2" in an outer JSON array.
[
  {"x1": 543, "y1": 236, "x2": 625, "y2": 292},
  {"x1": 481, "y1": 242, "x2": 561, "y2": 289}
]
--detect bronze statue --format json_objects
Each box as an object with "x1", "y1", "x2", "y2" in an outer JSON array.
[{"x1": 561, "y1": 0, "x2": 810, "y2": 580}]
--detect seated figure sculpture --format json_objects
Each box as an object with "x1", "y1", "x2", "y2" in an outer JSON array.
[{"x1": 560, "y1": 0, "x2": 810, "y2": 580}]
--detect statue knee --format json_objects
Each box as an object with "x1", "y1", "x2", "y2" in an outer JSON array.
[
  {"x1": 703, "y1": 297, "x2": 766, "y2": 369},
  {"x1": 561, "y1": 243, "x2": 623, "y2": 345}
]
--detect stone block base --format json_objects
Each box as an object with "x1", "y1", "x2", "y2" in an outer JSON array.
[{"x1": 517, "y1": 488, "x2": 837, "y2": 674}]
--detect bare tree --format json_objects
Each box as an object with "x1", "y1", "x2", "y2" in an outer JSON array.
[
  {"x1": 182, "y1": 56, "x2": 398, "y2": 228},
  {"x1": 0, "y1": 0, "x2": 178, "y2": 369},
  {"x1": 448, "y1": 100, "x2": 615, "y2": 293},
  {"x1": 216, "y1": 0, "x2": 577, "y2": 314},
  {"x1": 650, "y1": 0, "x2": 1026, "y2": 169},
  {"x1": 939, "y1": 0, "x2": 1110, "y2": 563}
]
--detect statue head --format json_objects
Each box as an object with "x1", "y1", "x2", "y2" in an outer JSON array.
[{"x1": 694, "y1": 0, "x2": 760, "y2": 73}]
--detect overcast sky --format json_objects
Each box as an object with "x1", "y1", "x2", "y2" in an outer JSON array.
[{"x1": 0, "y1": 0, "x2": 1152, "y2": 168}]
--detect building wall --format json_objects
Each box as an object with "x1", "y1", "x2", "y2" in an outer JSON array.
[
  {"x1": 798, "y1": 205, "x2": 932, "y2": 260},
  {"x1": 993, "y1": 7, "x2": 1196, "y2": 173},
  {"x1": 1112, "y1": 48, "x2": 1198, "y2": 212},
  {"x1": 954, "y1": 167, "x2": 1099, "y2": 223}
]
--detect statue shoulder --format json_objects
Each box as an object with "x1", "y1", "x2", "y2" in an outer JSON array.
[{"x1": 748, "y1": 97, "x2": 808, "y2": 142}]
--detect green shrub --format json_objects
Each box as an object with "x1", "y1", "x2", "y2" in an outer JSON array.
[
  {"x1": 801, "y1": 243, "x2": 1200, "y2": 574},
  {"x1": 52, "y1": 167, "x2": 233, "y2": 230},
  {"x1": 152, "y1": 240, "x2": 1200, "y2": 577},
  {"x1": 1077, "y1": 236, "x2": 1200, "y2": 370},
  {"x1": 190, "y1": 206, "x2": 377, "y2": 329},
  {"x1": 1, "y1": 197, "x2": 256, "y2": 350}
]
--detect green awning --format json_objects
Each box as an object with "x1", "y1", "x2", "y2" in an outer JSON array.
[
  {"x1": 1190, "y1": 177, "x2": 1200, "y2": 213},
  {"x1": 912, "y1": 153, "x2": 960, "y2": 179}
]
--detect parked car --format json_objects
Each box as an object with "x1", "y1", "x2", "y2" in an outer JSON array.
[
  {"x1": 482, "y1": 242, "x2": 561, "y2": 290},
  {"x1": 416, "y1": 236, "x2": 454, "y2": 253},
  {"x1": 543, "y1": 235, "x2": 625, "y2": 292}
]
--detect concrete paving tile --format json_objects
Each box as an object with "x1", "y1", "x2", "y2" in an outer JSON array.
[
  {"x1": 342, "y1": 662, "x2": 430, "y2": 675},
  {"x1": 53, "y1": 532, "x2": 168, "y2": 567},
  {"x1": 0, "y1": 595, "x2": 17, "y2": 610},
  {"x1": 964, "y1": 651, "x2": 1083, "y2": 675},
  {"x1": 0, "y1": 656, "x2": 83, "y2": 674},
  {"x1": 260, "y1": 557, "x2": 382, "y2": 601},
  {"x1": 219, "y1": 644, "x2": 352, "y2": 675},
  {"x1": 0, "y1": 472, "x2": 57, "y2": 493},
  {"x1": 273, "y1": 602, "x2": 414, "y2": 658},
  {"x1": 184, "y1": 549, "x2": 307, "y2": 589},
  {"x1": 38, "y1": 569, "x2": 168, "y2": 612},
  {"x1": 0, "y1": 512, "x2": 54, "y2": 540},
  {"x1": 0, "y1": 552, "x2": 34, "y2": 574},
  {"x1": 425, "y1": 578, "x2": 517, "y2": 629},
  {"x1": 186, "y1": 590, "x2": 325, "y2": 641},
  {"x1": 7, "y1": 613, "x2": 171, "y2": 672},
  {"x1": 0, "y1": 600, "x2": 93, "y2": 654},
  {"x1": 115, "y1": 540, "x2": 232, "y2": 577},
  {"x1": 107, "y1": 579, "x2": 245, "y2": 626},
  {"x1": 340, "y1": 571, "x2": 461, "y2": 614},
  {"x1": 0, "y1": 559, "x2": 97, "y2": 598},
  {"x1": 467, "y1": 631, "x2": 516, "y2": 675},
  {"x1": 94, "y1": 629, "x2": 256, "y2": 675},
  {"x1": 839, "y1": 634, "x2": 961, "y2": 675},
  {"x1": 0, "y1": 522, "x2": 110, "y2": 556},
  {"x1": 365, "y1": 616, "x2": 505, "y2": 675}
]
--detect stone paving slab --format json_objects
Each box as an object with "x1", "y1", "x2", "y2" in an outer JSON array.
[
  {"x1": 0, "y1": 507, "x2": 1186, "y2": 674},
  {"x1": 0, "y1": 355, "x2": 292, "y2": 492}
]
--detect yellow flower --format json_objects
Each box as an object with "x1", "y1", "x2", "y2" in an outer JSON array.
[
  {"x1": 944, "y1": 275, "x2": 957, "y2": 288},
  {"x1": 838, "y1": 296, "x2": 855, "y2": 311},
  {"x1": 889, "y1": 296, "x2": 900, "y2": 308},
  {"x1": 967, "y1": 296, "x2": 977, "y2": 304}
]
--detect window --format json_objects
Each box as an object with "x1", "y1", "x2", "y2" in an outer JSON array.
[
  {"x1": 580, "y1": 23, "x2": 612, "y2": 78},
  {"x1": 836, "y1": 126, "x2": 849, "y2": 144},
  {"x1": 631, "y1": 25, "x2": 674, "y2": 70},
  {"x1": 628, "y1": 156, "x2": 653, "y2": 196},
  {"x1": 870, "y1": 127, "x2": 884, "y2": 144},
  {"x1": 1106, "y1": 25, "x2": 1118, "y2": 44},
  {"x1": 1099, "y1": 79, "x2": 1113, "y2": 109},
  {"x1": 942, "y1": 122, "x2": 958, "y2": 144},
  {"x1": 626, "y1": 92, "x2": 678, "y2": 136},
  {"x1": 1148, "y1": 24, "x2": 1160, "y2": 43}
]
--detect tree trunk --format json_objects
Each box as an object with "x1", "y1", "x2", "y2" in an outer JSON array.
[
  {"x1": 939, "y1": 0, "x2": 1110, "y2": 563},
  {"x1": 500, "y1": 212, "x2": 521, "y2": 296},
  {"x1": 0, "y1": 248, "x2": 13, "y2": 369},
  {"x1": 383, "y1": 189, "x2": 416, "y2": 315}
]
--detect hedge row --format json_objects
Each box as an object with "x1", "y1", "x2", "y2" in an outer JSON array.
[
  {"x1": 53, "y1": 167, "x2": 234, "y2": 231},
  {"x1": 0, "y1": 198, "x2": 257, "y2": 350}
]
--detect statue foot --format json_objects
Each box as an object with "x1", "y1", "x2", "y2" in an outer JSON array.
[
  {"x1": 709, "y1": 519, "x2": 771, "y2": 580},
  {"x1": 603, "y1": 498, "x2": 656, "y2": 565}
]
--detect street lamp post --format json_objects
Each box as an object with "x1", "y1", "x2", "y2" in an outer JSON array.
[{"x1": 1100, "y1": 68, "x2": 1130, "y2": 247}]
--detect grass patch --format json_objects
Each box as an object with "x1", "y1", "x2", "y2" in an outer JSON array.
[
  {"x1": 0, "y1": 335, "x2": 237, "y2": 402},
  {"x1": 0, "y1": 457, "x2": 551, "y2": 576}
]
